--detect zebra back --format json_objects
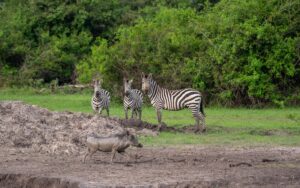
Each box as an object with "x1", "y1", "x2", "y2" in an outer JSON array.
[{"x1": 142, "y1": 74, "x2": 203, "y2": 113}]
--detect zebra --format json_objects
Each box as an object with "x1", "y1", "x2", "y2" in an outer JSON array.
[
  {"x1": 91, "y1": 79, "x2": 110, "y2": 116},
  {"x1": 141, "y1": 73, "x2": 206, "y2": 132},
  {"x1": 123, "y1": 78, "x2": 143, "y2": 120}
]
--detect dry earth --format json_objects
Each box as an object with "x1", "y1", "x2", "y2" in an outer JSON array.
[{"x1": 0, "y1": 101, "x2": 299, "y2": 187}]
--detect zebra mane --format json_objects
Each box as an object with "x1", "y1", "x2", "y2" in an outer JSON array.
[{"x1": 147, "y1": 77, "x2": 160, "y2": 99}]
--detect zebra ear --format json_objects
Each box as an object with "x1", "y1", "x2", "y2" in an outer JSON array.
[
  {"x1": 129, "y1": 79, "x2": 133, "y2": 84},
  {"x1": 141, "y1": 72, "x2": 145, "y2": 78},
  {"x1": 148, "y1": 73, "x2": 152, "y2": 79}
]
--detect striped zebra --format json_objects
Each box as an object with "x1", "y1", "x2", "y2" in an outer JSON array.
[
  {"x1": 141, "y1": 73, "x2": 206, "y2": 132},
  {"x1": 91, "y1": 79, "x2": 110, "y2": 116},
  {"x1": 123, "y1": 78, "x2": 143, "y2": 120}
]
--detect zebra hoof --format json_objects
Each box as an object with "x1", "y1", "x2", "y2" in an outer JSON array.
[
  {"x1": 157, "y1": 122, "x2": 167, "y2": 131},
  {"x1": 194, "y1": 127, "x2": 206, "y2": 133}
]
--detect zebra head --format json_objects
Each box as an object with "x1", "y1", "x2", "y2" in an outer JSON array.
[
  {"x1": 141, "y1": 73, "x2": 152, "y2": 93},
  {"x1": 93, "y1": 79, "x2": 101, "y2": 98},
  {"x1": 124, "y1": 78, "x2": 133, "y2": 96}
]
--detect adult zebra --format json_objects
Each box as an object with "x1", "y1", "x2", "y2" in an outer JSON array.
[
  {"x1": 91, "y1": 79, "x2": 110, "y2": 116},
  {"x1": 141, "y1": 73, "x2": 206, "y2": 132},
  {"x1": 123, "y1": 78, "x2": 143, "y2": 120}
]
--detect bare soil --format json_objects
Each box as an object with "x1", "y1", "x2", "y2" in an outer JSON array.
[
  {"x1": 0, "y1": 101, "x2": 300, "y2": 187},
  {"x1": 1, "y1": 146, "x2": 300, "y2": 188}
]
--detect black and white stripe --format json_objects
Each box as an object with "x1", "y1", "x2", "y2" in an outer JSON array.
[
  {"x1": 141, "y1": 73, "x2": 205, "y2": 132},
  {"x1": 91, "y1": 80, "x2": 110, "y2": 116},
  {"x1": 123, "y1": 79, "x2": 143, "y2": 120}
]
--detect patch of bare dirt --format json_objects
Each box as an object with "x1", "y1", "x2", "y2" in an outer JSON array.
[
  {"x1": 119, "y1": 118, "x2": 203, "y2": 133},
  {"x1": 0, "y1": 101, "x2": 300, "y2": 187},
  {"x1": 0, "y1": 146, "x2": 300, "y2": 187}
]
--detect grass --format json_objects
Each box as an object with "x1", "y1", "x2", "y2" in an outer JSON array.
[{"x1": 1, "y1": 87, "x2": 300, "y2": 147}]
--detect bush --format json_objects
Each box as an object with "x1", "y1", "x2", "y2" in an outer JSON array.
[{"x1": 76, "y1": 1, "x2": 300, "y2": 106}]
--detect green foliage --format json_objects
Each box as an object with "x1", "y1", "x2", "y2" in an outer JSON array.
[
  {"x1": 78, "y1": 8, "x2": 208, "y2": 97},
  {"x1": 1, "y1": 0, "x2": 299, "y2": 106},
  {"x1": 22, "y1": 31, "x2": 92, "y2": 84},
  {"x1": 196, "y1": 0, "x2": 300, "y2": 106},
  {"x1": 0, "y1": 0, "x2": 152, "y2": 85},
  {"x1": 77, "y1": 0, "x2": 300, "y2": 106}
]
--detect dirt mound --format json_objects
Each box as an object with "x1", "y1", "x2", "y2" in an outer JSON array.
[
  {"x1": 0, "y1": 101, "x2": 126, "y2": 156},
  {"x1": 0, "y1": 101, "x2": 197, "y2": 156},
  {"x1": 0, "y1": 174, "x2": 80, "y2": 188}
]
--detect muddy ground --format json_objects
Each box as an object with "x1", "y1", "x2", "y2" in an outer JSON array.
[
  {"x1": 0, "y1": 101, "x2": 300, "y2": 187},
  {"x1": 1, "y1": 146, "x2": 300, "y2": 188}
]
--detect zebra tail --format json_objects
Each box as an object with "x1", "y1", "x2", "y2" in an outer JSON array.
[{"x1": 200, "y1": 97, "x2": 205, "y2": 117}]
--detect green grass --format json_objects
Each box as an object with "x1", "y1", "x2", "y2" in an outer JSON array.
[{"x1": 1, "y1": 88, "x2": 300, "y2": 147}]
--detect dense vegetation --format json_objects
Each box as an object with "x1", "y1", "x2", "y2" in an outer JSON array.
[{"x1": 0, "y1": 0, "x2": 299, "y2": 106}]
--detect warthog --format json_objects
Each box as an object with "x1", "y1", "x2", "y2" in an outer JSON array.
[{"x1": 83, "y1": 130, "x2": 143, "y2": 163}]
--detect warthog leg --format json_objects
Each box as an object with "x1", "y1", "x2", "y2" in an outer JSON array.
[
  {"x1": 111, "y1": 149, "x2": 117, "y2": 163},
  {"x1": 83, "y1": 148, "x2": 97, "y2": 163},
  {"x1": 119, "y1": 152, "x2": 131, "y2": 163}
]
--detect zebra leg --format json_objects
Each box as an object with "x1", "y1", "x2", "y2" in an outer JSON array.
[
  {"x1": 98, "y1": 107, "x2": 103, "y2": 115},
  {"x1": 138, "y1": 109, "x2": 142, "y2": 120},
  {"x1": 125, "y1": 108, "x2": 128, "y2": 119},
  {"x1": 194, "y1": 116, "x2": 200, "y2": 132},
  {"x1": 156, "y1": 109, "x2": 162, "y2": 131},
  {"x1": 131, "y1": 108, "x2": 135, "y2": 119},
  {"x1": 134, "y1": 109, "x2": 138, "y2": 119},
  {"x1": 199, "y1": 112, "x2": 206, "y2": 132},
  {"x1": 190, "y1": 106, "x2": 202, "y2": 133},
  {"x1": 106, "y1": 108, "x2": 110, "y2": 117}
]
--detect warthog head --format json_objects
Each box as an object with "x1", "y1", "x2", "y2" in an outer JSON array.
[
  {"x1": 123, "y1": 130, "x2": 143, "y2": 148},
  {"x1": 141, "y1": 73, "x2": 152, "y2": 93}
]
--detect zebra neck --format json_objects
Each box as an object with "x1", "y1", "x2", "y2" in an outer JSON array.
[
  {"x1": 148, "y1": 80, "x2": 160, "y2": 100},
  {"x1": 127, "y1": 90, "x2": 135, "y2": 99}
]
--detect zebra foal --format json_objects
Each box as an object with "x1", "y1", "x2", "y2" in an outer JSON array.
[
  {"x1": 141, "y1": 73, "x2": 206, "y2": 132},
  {"x1": 91, "y1": 79, "x2": 110, "y2": 116},
  {"x1": 123, "y1": 78, "x2": 143, "y2": 120}
]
